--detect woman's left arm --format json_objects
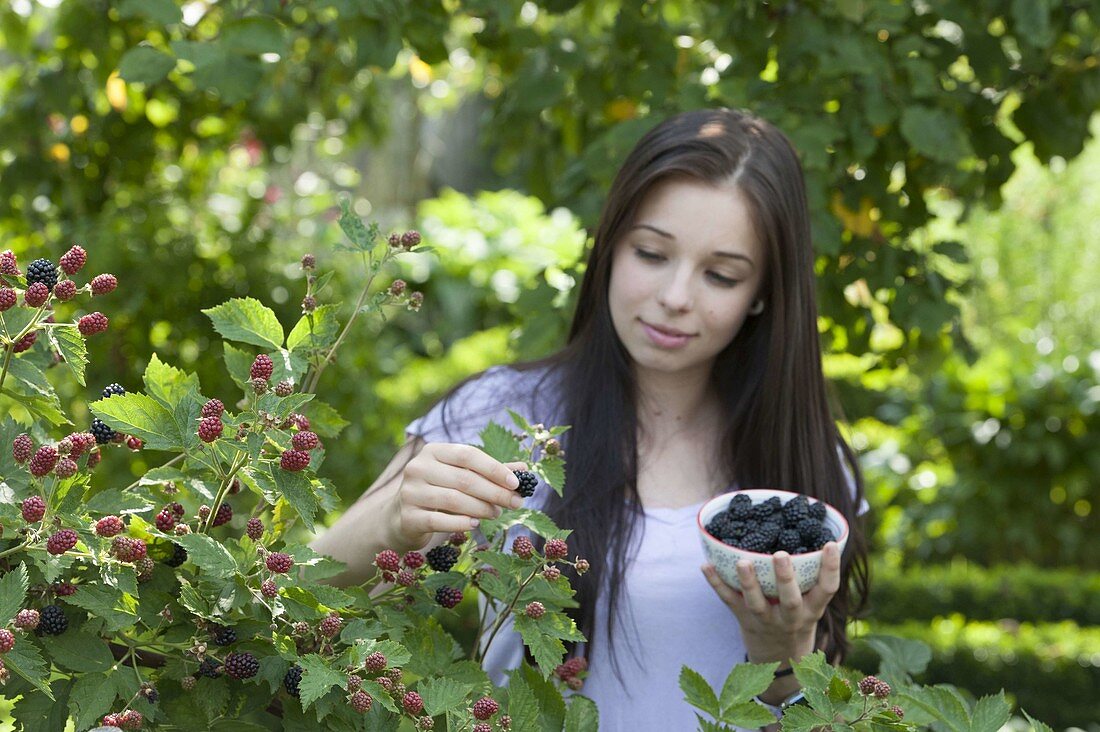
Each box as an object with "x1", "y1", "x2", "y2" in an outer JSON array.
[{"x1": 700, "y1": 541, "x2": 843, "y2": 706}]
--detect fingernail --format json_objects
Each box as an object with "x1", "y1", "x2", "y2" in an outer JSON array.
[
  {"x1": 470, "y1": 518, "x2": 480, "y2": 528},
  {"x1": 510, "y1": 496, "x2": 524, "y2": 508}
]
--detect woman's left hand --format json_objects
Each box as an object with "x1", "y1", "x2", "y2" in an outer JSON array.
[{"x1": 700, "y1": 542, "x2": 841, "y2": 664}]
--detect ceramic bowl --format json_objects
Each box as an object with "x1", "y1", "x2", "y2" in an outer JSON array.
[{"x1": 697, "y1": 488, "x2": 849, "y2": 599}]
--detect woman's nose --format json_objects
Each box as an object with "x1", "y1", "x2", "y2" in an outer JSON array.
[{"x1": 657, "y1": 267, "x2": 693, "y2": 312}]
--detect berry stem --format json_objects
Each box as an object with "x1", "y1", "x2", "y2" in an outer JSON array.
[
  {"x1": 0, "y1": 539, "x2": 31, "y2": 560},
  {"x1": 474, "y1": 566, "x2": 543, "y2": 664},
  {"x1": 0, "y1": 333, "x2": 14, "y2": 393},
  {"x1": 199, "y1": 453, "x2": 247, "y2": 534}
]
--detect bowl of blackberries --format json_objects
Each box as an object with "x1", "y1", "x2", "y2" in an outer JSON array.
[{"x1": 698, "y1": 489, "x2": 849, "y2": 598}]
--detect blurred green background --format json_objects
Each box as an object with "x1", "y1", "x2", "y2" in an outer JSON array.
[{"x1": 0, "y1": 0, "x2": 1098, "y2": 728}]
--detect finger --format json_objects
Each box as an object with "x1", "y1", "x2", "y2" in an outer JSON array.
[
  {"x1": 418, "y1": 481, "x2": 505, "y2": 521},
  {"x1": 772, "y1": 552, "x2": 804, "y2": 622},
  {"x1": 418, "y1": 458, "x2": 524, "y2": 510},
  {"x1": 431, "y1": 443, "x2": 522, "y2": 492},
  {"x1": 736, "y1": 560, "x2": 771, "y2": 617},
  {"x1": 803, "y1": 542, "x2": 843, "y2": 615},
  {"x1": 701, "y1": 564, "x2": 749, "y2": 615},
  {"x1": 505, "y1": 460, "x2": 529, "y2": 472},
  {"x1": 403, "y1": 506, "x2": 483, "y2": 535}
]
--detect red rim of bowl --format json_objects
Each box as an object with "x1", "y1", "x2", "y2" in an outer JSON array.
[{"x1": 695, "y1": 488, "x2": 851, "y2": 559}]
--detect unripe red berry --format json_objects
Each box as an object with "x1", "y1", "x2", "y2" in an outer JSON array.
[
  {"x1": 287, "y1": 413, "x2": 310, "y2": 431},
  {"x1": 280, "y1": 449, "x2": 310, "y2": 472},
  {"x1": 135, "y1": 556, "x2": 155, "y2": 582},
  {"x1": 319, "y1": 613, "x2": 342, "y2": 637},
  {"x1": 274, "y1": 380, "x2": 293, "y2": 396},
  {"x1": 499, "y1": 715, "x2": 512, "y2": 730},
  {"x1": 402, "y1": 551, "x2": 425, "y2": 569},
  {"x1": 575, "y1": 558, "x2": 590, "y2": 574},
  {"x1": 435, "y1": 586, "x2": 462, "y2": 609},
  {"x1": 0, "y1": 629, "x2": 15, "y2": 652},
  {"x1": 86, "y1": 449, "x2": 101, "y2": 469},
  {"x1": 472, "y1": 696, "x2": 500, "y2": 720},
  {"x1": 29, "y1": 445, "x2": 59, "y2": 477},
  {"x1": 197, "y1": 416, "x2": 223, "y2": 443},
  {"x1": 77, "y1": 312, "x2": 109, "y2": 336},
  {"x1": 212, "y1": 502, "x2": 232, "y2": 527},
  {"x1": 858, "y1": 675, "x2": 880, "y2": 696},
  {"x1": 873, "y1": 679, "x2": 892, "y2": 698},
  {"x1": 53, "y1": 280, "x2": 77, "y2": 301},
  {"x1": 90, "y1": 274, "x2": 117, "y2": 295},
  {"x1": 0, "y1": 250, "x2": 19, "y2": 275},
  {"x1": 21, "y1": 496, "x2": 46, "y2": 523},
  {"x1": 0, "y1": 288, "x2": 15, "y2": 311},
  {"x1": 512, "y1": 536, "x2": 534, "y2": 559},
  {"x1": 300, "y1": 253, "x2": 316, "y2": 270},
  {"x1": 47, "y1": 528, "x2": 79, "y2": 555},
  {"x1": 890, "y1": 705, "x2": 904, "y2": 719},
  {"x1": 102, "y1": 713, "x2": 121, "y2": 727},
  {"x1": 349, "y1": 690, "x2": 372, "y2": 713},
  {"x1": 251, "y1": 377, "x2": 267, "y2": 394},
  {"x1": 111, "y1": 536, "x2": 147, "y2": 562},
  {"x1": 408, "y1": 292, "x2": 423, "y2": 311},
  {"x1": 59, "y1": 245, "x2": 86, "y2": 275},
  {"x1": 261, "y1": 579, "x2": 278, "y2": 598},
  {"x1": 524, "y1": 601, "x2": 545, "y2": 619},
  {"x1": 402, "y1": 691, "x2": 423, "y2": 715},
  {"x1": 250, "y1": 354, "x2": 274, "y2": 381},
  {"x1": 389, "y1": 279, "x2": 406, "y2": 296},
  {"x1": 388, "y1": 232, "x2": 402, "y2": 248},
  {"x1": 125, "y1": 436, "x2": 143, "y2": 451},
  {"x1": 401, "y1": 230, "x2": 421, "y2": 249},
  {"x1": 544, "y1": 538, "x2": 568, "y2": 560},
  {"x1": 473, "y1": 724, "x2": 491, "y2": 732},
  {"x1": 543, "y1": 566, "x2": 561, "y2": 580},
  {"x1": 95, "y1": 516, "x2": 125, "y2": 537},
  {"x1": 155, "y1": 510, "x2": 175, "y2": 532},
  {"x1": 365, "y1": 651, "x2": 387, "y2": 672},
  {"x1": 200, "y1": 399, "x2": 224, "y2": 418},
  {"x1": 12, "y1": 330, "x2": 37, "y2": 353},
  {"x1": 266, "y1": 552, "x2": 293, "y2": 573},
  {"x1": 181, "y1": 675, "x2": 196, "y2": 691},
  {"x1": 378, "y1": 676, "x2": 394, "y2": 692},
  {"x1": 15, "y1": 609, "x2": 40, "y2": 630},
  {"x1": 24, "y1": 282, "x2": 49, "y2": 307},
  {"x1": 167, "y1": 501, "x2": 185, "y2": 518},
  {"x1": 566, "y1": 676, "x2": 584, "y2": 690},
  {"x1": 291, "y1": 431, "x2": 319, "y2": 451},
  {"x1": 448, "y1": 531, "x2": 467, "y2": 547},
  {"x1": 375, "y1": 549, "x2": 400, "y2": 572},
  {"x1": 246, "y1": 517, "x2": 263, "y2": 540},
  {"x1": 198, "y1": 505, "x2": 211, "y2": 520},
  {"x1": 12, "y1": 434, "x2": 32, "y2": 463},
  {"x1": 396, "y1": 569, "x2": 416, "y2": 586},
  {"x1": 301, "y1": 296, "x2": 316, "y2": 313},
  {"x1": 54, "y1": 581, "x2": 77, "y2": 596}
]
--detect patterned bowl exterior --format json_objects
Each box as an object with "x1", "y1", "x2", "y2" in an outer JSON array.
[{"x1": 696, "y1": 489, "x2": 849, "y2": 599}]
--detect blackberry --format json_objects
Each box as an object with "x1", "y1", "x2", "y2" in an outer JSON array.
[
  {"x1": 737, "y1": 531, "x2": 769, "y2": 553},
  {"x1": 778, "y1": 529, "x2": 802, "y2": 553},
  {"x1": 781, "y1": 495, "x2": 810, "y2": 526},
  {"x1": 808, "y1": 501, "x2": 827, "y2": 521},
  {"x1": 25, "y1": 258, "x2": 58, "y2": 290},
  {"x1": 102, "y1": 383, "x2": 126, "y2": 399},
  {"x1": 37, "y1": 605, "x2": 67, "y2": 636},
  {"x1": 197, "y1": 658, "x2": 222, "y2": 678},
  {"x1": 279, "y1": 449, "x2": 310, "y2": 472},
  {"x1": 435, "y1": 586, "x2": 462, "y2": 609},
  {"x1": 750, "y1": 502, "x2": 776, "y2": 522},
  {"x1": 212, "y1": 503, "x2": 233, "y2": 527},
  {"x1": 224, "y1": 651, "x2": 259, "y2": 680},
  {"x1": 513, "y1": 470, "x2": 538, "y2": 498},
  {"x1": 91, "y1": 418, "x2": 117, "y2": 445},
  {"x1": 727, "y1": 520, "x2": 749, "y2": 539},
  {"x1": 213, "y1": 626, "x2": 236, "y2": 646},
  {"x1": 544, "y1": 538, "x2": 569, "y2": 560},
  {"x1": 762, "y1": 496, "x2": 782, "y2": 513},
  {"x1": 706, "y1": 513, "x2": 734, "y2": 538},
  {"x1": 24, "y1": 282, "x2": 49, "y2": 307},
  {"x1": 283, "y1": 665, "x2": 302, "y2": 697},
  {"x1": 140, "y1": 682, "x2": 159, "y2": 704},
  {"x1": 472, "y1": 696, "x2": 500, "y2": 720},
  {"x1": 21, "y1": 496, "x2": 46, "y2": 523},
  {"x1": 59, "y1": 245, "x2": 86, "y2": 275},
  {"x1": 758, "y1": 521, "x2": 781, "y2": 547},
  {"x1": 265, "y1": 552, "x2": 293, "y2": 573},
  {"x1": 426, "y1": 544, "x2": 458, "y2": 572},
  {"x1": 797, "y1": 518, "x2": 823, "y2": 545},
  {"x1": 90, "y1": 274, "x2": 117, "y2": 295},
  {"x1": 165, "y1": 543, "x2": 188, "y2": 568}
]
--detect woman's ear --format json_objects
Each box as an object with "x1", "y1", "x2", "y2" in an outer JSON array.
[{"x1": 749, "y1": 299, "x2": 765, "y2": 316}]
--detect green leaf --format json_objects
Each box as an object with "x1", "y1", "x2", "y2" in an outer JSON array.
[
  {"x1": 223, "y1": 342, "x2": 254, "y2": 388},
  {"x1": 119, "y1": 0, "x2": 182, "y2": 24},
  {"x1": 298, "y1": 653, "x2": 344, "y2": 711},
  {"x1": 178, "y1": 533, "x2": 238, "y2": 579},
  {"x1": 287, "y1": 305, "x2": 341, "y2": 353},
  {"x1": 68, "y1": 672, "x2": 120, "y2": 731},
  {"x1": 143, "y1": 352, "x2": 201, "y2": 409},
  {"x1": 899, "y1": 106, "x2": 975, "y2": 163},
  {"x1": 90, "y1": 393, "x2": 182, "y2": 451},
  {"x1": 514, "y1": 614, "x2": 567, "y2": 678},
  {"x1": 118, "y1": 45, "x2": 177, "y2": 84},
  {"x1": 12, "y1": 681, "x2": 71, "y2": 732},
  {"x1": 302, "y1": 399, "x2": 349, "y2": 439},
  {"x1": 718, "y1": 661, "x2": 777, "y2": 711},
  {"x1": 858, "y1": 634, "x2": 932, "y2": 679},
  {"x1": 0, "y1": 562, "x2": 28, "y2": 625},
  {"x1": 776, "y1": 703, "x2": 821, "y2": 732},
  {"x1": 563, "y1": 694, "x2": 599, "y2": 732},
  {"x1": 403, "y1": 618, "x2": 462, "y2": 677},
  {"x1": 65, "y1": 584, "x2": 137, "y2": 631},
  {"x1": 202, "y1": 297, "x2": 285, "y2": 350},
  {"x1": 222, "y1": 17, "x2": 287, "y2": 56},
  {"x1": 0, "y1": 387, "x2": 69, "y2": 426},
  {"x1": 516, "y1": 661, "x2": 566, "y2": 732},
  {"x1": 337, "y1": 198, "x2": 377, "y2": 251},
  {"x1": 679, "y1": 665, "x2": 720, "y2": 718},
  {"x1": 722, "y1": 700, "x2": 779, "y2": 729},
  {"x1": 479, "y1": 422, "x2": 523, "y2": 462},
  {"x1": 48, "y1": 326, "x2": 87, "y2": 386},
  {"x1": 921, "y1": 686, "x2": 971, "y2": 732},
  {"x1": 969, "y1": 692, "x2": 1011, "y2": 732},
  {"x1": 827, "y1": 674, "x2": 853, "y2": 704},
  {"x1": 1022, "y1": 710, "x2": 1055, "y2": 732},
  {"x1": 535, "y1": 455, "x2": 565, "y2": 495},
  {"x1": 4, "y1": 641, "x2": 54, "y2": 698},
  {"x1": 85, "y1": 487, "x2": 155, "y2": 515},
  {"x1": 505, "y1": 665, "x2": 542, "y2": 731},
  {"x1": 273, "y1": 467, "x2": 319, "y2": 531},
  {"x1": 418, "y1": 676, "x2": 471, "y2": 716},
  {"x1": 39, "y1": 630, "x2": 114, "y2": 672}
]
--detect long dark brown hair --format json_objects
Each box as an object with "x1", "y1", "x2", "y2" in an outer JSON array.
[{"x1": 434, "y1": 108, "x2": 869, "y2": 681}]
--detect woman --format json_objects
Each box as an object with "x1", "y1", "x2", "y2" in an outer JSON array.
[{"x1": 311, "y1": 108, "x2": 869, "y2": 730}]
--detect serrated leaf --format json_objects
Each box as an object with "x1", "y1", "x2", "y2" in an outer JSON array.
[
  {"x1": 143, "y1": 352, "x2": 202, "y2": 409},
  {"x1": 419, "y1": 676, "x2": 471, "y2": 716},
  {"x1": 506, "y1": 666, "x2": 543, "y2": 731},
  {"x1": 718, "y1": 661, "x2": 778, "y2": 711},
  {"x1": 535, "y1": 456, "x2": 565, "y2": 495},
  {"x1": 680, "y1": 665, "x2": 721, "y2": 718},
  {"x1": 49, "y1": 326, "x2": 87, "y2": 385},
  {"x1": 68, "y1": 672, "x2": 119, "y2": 730},
  {"x1": 202, "y1": 297, "x2": 285, "y2": 350},
  {"x1": 776, "y1": 703, "x2": 821, "y2": 732},
  {"x1": 1022, "y1": 710, "x2": 1055, "y2": 732},
  {"x1": 273, "y1": 467, "x2": 318, "y2": 531},
  {"x1": 899, "y1": 106, "x2": 975, "y2": 163},
  {"x1": 722, "y1": 700, "x2": 781, "y2": 728},
  {"x1": 223, "y1": 341, "x2": 254, "y2": 389},
  {"x1": 178, "y1": 533, "x2": 238, "y2": 578},
  {"x1": 0, "y1": 562, "x2": 28, "y2": 625},
  {"x1": 39, "y1": 630, "x2": 114, "y2": 672},
  {"x1": 337, "y1": 198, "x2": 377, "y2": 251},
  {"x1": 827, "y1": 674, "x2": 853, "y2": 704},
  {"x1": 403, "y1": 618, "x2": 462, "y2": 676},
  {"x1": 118, "y1": 45, "x2": 177, "y2": 84},
  {"x1": 478, "y1": 421, "x2": 524, "y2": 462},
  {"x1": 1, "y1": 386, "x2": 69, "y2": 426},
  {"x1": 564, "y1": 694, "x2": 599, "y2": 732},
  {"x1": 298, "y1": 653, "x2": 344, "y2": 710},
  {"x1": 970, "y1": 692, "x2": 1010, "y2": 732},
  {"x1": 65, "y1": 584, "x2": 138, "y2": 631},
  {"x1": 858, "y1": 634, "x2": 932, "y2": 679},
  {"x1": 514, "y1": 614, "x2": 567, "y2": 679},
  {"x1": 302, "y1": 399, "x2": 349, "y2": 439},
  {"x1": 519, "y1": 660, "x2": 566, "y2": 732},
  {"x1": 287, "y1": 304, "x2": 341, "y2": 353},
  {"x1": 921, "y1": 686, "x2": 971, "y2": 732},
  {"x1": 90, "y1": 393, "x2": 182, "y2": 450},
  {"x1": 4, "y1": 640, "x2": 54, "y2": 698},
  {"x1": 85, "y1": 487, "x2": 155, "y2": 515}
]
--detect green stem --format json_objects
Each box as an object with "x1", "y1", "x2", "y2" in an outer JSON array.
[
  {"x1": 304, "y1": 251, "x2": 380, "y2": 395},
  {"x1": 119, "y1": 453, "x2": 185, "y2": 493},
  {"x1": 0, "y1": 539, "x2": 31, "y2": 560},
  {"x1": 0, "y1": 336, "x2": 14, "y2": 394},
  {"x1": 199, "y1": 453, "x2": 247, "y2": 534},
  {"x1": 475, "y1": 565, "x2": 542, "y2": 664}
]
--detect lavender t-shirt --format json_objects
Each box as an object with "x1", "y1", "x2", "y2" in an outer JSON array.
[{"x1": 405, "y1": 364, "x2": 863, "y2": 732}]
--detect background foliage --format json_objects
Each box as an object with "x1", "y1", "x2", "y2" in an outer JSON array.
[{"x1": 1, "y1": 0, "x2": 1098, "y2": 728}]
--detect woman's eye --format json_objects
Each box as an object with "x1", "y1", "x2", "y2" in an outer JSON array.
[
  {"x1": 707, "y1": 272, "x2": 739, "y2": 287},
  {"x1": 633, "y1": 248, "x2": 664, "y2": 262}
]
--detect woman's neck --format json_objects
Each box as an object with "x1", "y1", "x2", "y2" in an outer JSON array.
[{"x1": 634, "y1": 366, "x2": 719, "y2": 443}]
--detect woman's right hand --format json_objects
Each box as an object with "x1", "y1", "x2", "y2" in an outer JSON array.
[{"x1": 385, "y1": 442, "x2": 529, "y2": 552}]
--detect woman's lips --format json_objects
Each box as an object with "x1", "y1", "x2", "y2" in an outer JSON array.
[{"x1": 641, "y1": 321, "x2": 694, "y2": 349}]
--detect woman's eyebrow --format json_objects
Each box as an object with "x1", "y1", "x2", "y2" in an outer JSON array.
[{"x1": 629, "y1": 223, "x2": 755, "y2": 269}]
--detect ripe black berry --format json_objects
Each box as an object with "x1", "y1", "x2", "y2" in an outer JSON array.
[
  {"x1": 36, "y1": 605, "x2": 67, "y2": 636},
  {"x1": 213, "y1": 626, "x2": 236, "y2": 646},
  {"x1": 426, "y1": 544, "x2": 458, "y2": 572},
  {"x1": 197, "y1": 658, "x2": 222, "y2": 678},
  {"x1": 91, "y1": 418, "x2": 117, "y2": 445},
  {"x1": 435, "y1": 586, "x2": 462, "y2": 609},
  {"x1": 102, "y1": 383, "x2": 126, "y2": 399},
  {"x1": 25, "y1": 258, "x2": 58, "y2": 290},
  {"x1": 165, "y1": 543, "x2": 188, "y2": 568},
  {"x1": 513, "y1": 470, "x2": 538, "y2": 498},
  {"x1": 224, "y1": 651, "x2": 259, "y2": 680},
  {"x1": 212, "y1": 502, "x2": 232, "y2": 527},
  {"x1": 284, "y1": 665, "x2": 302, "y2": 697},
  {"x1": 808, "y1": 501, "x2": 827, "y2": 521}
]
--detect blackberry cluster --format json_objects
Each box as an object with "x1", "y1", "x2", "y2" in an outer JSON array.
[
  {"x1": 224, "y1": 651, "x2": 259, "y2": 680},
  {"x1": 213, "y1": 626, "x2": 236, "y2": 646},
  {"x1": 705, "y1": 494, "x2": 833, "y2": 555},
  {"x1": 513, "y1": 470, "x2": 538, "y2": 498},
  {"x1": 36, "y1": 605, "x2": 67, "y2": 636},
  {"x1": 102, "y1": 383, "x2": 125, "y2": 399},
  {"x1": 165, "y1": 543, "x2": 188, "y2": 568},
  {"x1": 91, "y1": 418, "x2": 117, "y2": 445},
  {"x1": 25, "y1": 258, "x2": 57, "y2": 290},
  {"x1": 426, "y1": 544, "x2": 458, "y2": 572},
  {"x1": 196, "y1": 658, "x2": 221, "y2": 678},
  {"x1": 283, "y1": 665, "x2": 302, "y2": 697}
]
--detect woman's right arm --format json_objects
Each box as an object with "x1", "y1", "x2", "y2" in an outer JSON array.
[{"x1": 309, "y1": 437, "x2": 526, "y2": 587}]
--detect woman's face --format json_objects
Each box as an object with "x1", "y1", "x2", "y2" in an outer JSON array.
[{"x1": 608, "y1": 177, "x2": 765, "y2": 379}]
